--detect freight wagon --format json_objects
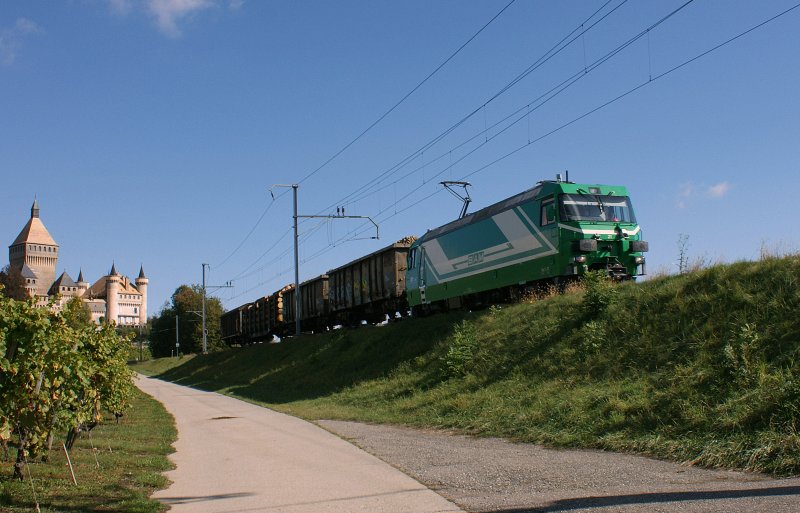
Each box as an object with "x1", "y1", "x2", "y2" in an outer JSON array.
[
  {"x1": 283, "y1": 274, "x2": 330, "y2": 333},
  {"x1": 328, "y1": 237, "x2": 415, "y2": 326}
]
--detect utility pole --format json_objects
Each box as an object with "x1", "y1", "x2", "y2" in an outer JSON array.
[
  {"x1": 270, "y1": 184, "x2": 378, "y2": 337},
  {"x1": 292, "y1": 185, "x2": 300, "y2": 338},
  {"x1": 270, "y1": 184, "x2": 301, "y2": 337},
  {"x1": 200, "y1": 263, "x2": 233, "y2": 354},
  {"x1": 202, "y1": 263, "x2": 207, "y2": 354},
  {"x1": 175, "y1": 314, "x2": 179, "y2": 357}
]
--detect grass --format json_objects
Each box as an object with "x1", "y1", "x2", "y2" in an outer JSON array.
[
  {"x1": 133, "y1": 255, "x2": 800, "y2": 476},
  {"x1": 0, "y1": 388, "x2": 177, "y2": 513}
]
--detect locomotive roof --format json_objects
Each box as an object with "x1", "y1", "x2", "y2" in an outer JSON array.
[
  {"x1": 417, "y1": 184, "x2": 544, "y2": 243},
  {"x1": 416, "y1": 181, "x2": 629, "y2": 243}
]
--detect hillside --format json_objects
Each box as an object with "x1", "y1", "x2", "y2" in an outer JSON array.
[{"x1": 134, "y1": 255, "x2": 800, "y2": 475}]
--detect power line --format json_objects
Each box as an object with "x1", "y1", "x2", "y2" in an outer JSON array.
[
  {"x1": 329, "y1": 0, "x2": 696, "y2": 230},
  {"x1": 295, "y1": 0, "x2": 519, "y2": 187},
  {"x1": 215, "y1": 2, "x2": 517, "y2": 283},
  {"x1": 212, "y1": 198, "x2": 276, "y2": 269},
  {"x1": 219, "y1": 0, "x2": 647, "y2": 304},
  {"x1": 329, "y1": 0, "x2": 800, "y2": 245},
  {"x1": 310, "y1": 0, "x2": 628, "y2": 217},
  {"x1": 225, "y1": 1, "x2": 800, "y2": 307}
]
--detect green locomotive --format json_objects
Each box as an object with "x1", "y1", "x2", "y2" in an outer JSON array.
[{"x1": 406, "y1": 177, "x2": 648, "y2": 312}]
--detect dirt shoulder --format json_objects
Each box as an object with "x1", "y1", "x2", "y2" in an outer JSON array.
[{"x1": 318, "y1": 420, "x2": 800, "y2": 513}]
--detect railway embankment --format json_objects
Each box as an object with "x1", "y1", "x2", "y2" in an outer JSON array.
[{"x1": 134, "y1": 254, "x2": 800, "y2": 475}]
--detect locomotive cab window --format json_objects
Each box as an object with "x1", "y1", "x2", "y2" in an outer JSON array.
[
  {"x1": 540, "y1": 199, "x2": 556, "y2": 226},
  {"x1": 408, "y1": 248, "x2": 417, "y2": 269},
  {"x1": 559, "y1": 194, "x2": 636, "y2": 223}
]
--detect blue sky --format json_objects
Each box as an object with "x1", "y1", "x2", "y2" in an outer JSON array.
[{"x1": 2, "y1": 0, "x2": 799, "y2": 314}]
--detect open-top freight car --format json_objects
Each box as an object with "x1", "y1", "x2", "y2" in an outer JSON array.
[
  {"x1": 283, "y1": 274, "x2": 330, "y2": 334},
  {"x1": 220, "y1": 304, "x2": 247, "y2": 346},
  {"x1": 222, "y1": 238, "x2": 415, "y2": 344},
  {"x1": 405, "y1": 177, "x2": 648, "y2": 313},
  {"x1": 230, "y1": 285, "x2": 293, "y2": 343},
  {"x1": 327, "y1": 236, "x2": 416, "y2": 326}
]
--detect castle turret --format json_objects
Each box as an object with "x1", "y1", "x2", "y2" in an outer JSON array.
[
  {"x1": 105, "y1": 263, "x2": 120, "y2": 325},
  {"x1": 76, "y1": 268, "x2": 89, "y2": 298},
  {"x1": 9, "y1": 200, "x2": 59, "y2": 298},
  {"x1": 135, "y1": 265, "x2": 148, "y2": 326}
]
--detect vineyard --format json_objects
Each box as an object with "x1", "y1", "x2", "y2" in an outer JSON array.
[{"x1": 0, "y1": 292, "x2": 135, "y2": 482}]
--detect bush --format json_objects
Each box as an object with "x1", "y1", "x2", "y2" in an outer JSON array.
[
  {"x1": 443, "y1": 320, "x2": 480, "y2": 378},
  {"x1": 582, "y1": 270, "x2": 618, "y2": 315}
]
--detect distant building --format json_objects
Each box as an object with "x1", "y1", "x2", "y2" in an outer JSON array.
[{"x1": 7, "y1": 200, "x2": 148, "y2": 326}]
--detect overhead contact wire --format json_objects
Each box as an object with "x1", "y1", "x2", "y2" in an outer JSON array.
[{"x1": 296, "y1": 0, "x2": 519, "y2": 187}]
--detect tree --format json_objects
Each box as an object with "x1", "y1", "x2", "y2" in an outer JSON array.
[
  {"x1": 149, "y1": 284, "x2": 225, "y2": 357},
  {"x1": 0, "y1": 265, "x2": 29, "y2": 300}
]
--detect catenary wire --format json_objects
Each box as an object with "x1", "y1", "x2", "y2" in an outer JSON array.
[
  {"x1": 295, "y1": 0, "x2": 519, "y2": 187},
  {"x1": 309, "y1": 0, "x2": 627, "y2": 218},
  {"x1": 225, "y1": 1, "x2": 799, "y2": 306},
  {"x1": 216, "y1": 1, "x2": 518, "y2": 283},
  {"x1": 327, "y1": 1, "x2": 800, "y2": 246}
]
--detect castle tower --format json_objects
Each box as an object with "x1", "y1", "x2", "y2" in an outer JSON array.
[
  {"x1": 76, "y1": 268, "x2": 89, "y2": 298},
  {"x1": 8, "y1": 200, "x2": 59, "y2": 298},
  {"x1": 106, "y1": 263, "x2": 120, "y2": 325},
  {"x1": 135, "y1": 265, "x2": 148, "y2": 326}
]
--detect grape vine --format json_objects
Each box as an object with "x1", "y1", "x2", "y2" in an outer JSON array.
[{"x1": 0, "y1": 292, "x2": 135, "y2": 479}]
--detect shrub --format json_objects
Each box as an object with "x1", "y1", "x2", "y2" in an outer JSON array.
[
  {"x1": 443, "y1": 320, "x2": 480, "y2": 378},
  {"x1": 582, "y1": 271, "x2": 618, "y2": 315}
]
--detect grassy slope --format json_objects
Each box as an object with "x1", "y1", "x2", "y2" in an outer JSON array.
[
  {"x1": 133, "y1": 255, "x2": 800, "y2": 475},
  {"x1": 0, "y1": 388, "x2": 176, "y2": 513}
]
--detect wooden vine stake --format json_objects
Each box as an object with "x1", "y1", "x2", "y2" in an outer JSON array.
[
  {"x1": 62, "y1": 442, "x2": 78, "y2": 486},
  {"x1": 22, "y1": 450, "x2": 41, "y2": 513},
  {"x1": 88, "y1": 430, "x2": 100, "y2": 469}
]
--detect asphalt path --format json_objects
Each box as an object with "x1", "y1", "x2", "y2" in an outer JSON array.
[{"x1": 136, "y1": 375, "x2": 463, "y2": 513}]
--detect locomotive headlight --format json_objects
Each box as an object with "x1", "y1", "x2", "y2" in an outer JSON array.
[
  {"x1": 574, "y1": 255, "x2": 587, "y2": 263},
  {"x1": 634, "y1": 256, "x2": 645, "y2": 264}
]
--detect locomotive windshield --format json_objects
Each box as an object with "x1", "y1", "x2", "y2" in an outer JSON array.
[{"x1": 559, "y1": 194, "x2": 636, "y2": 223}]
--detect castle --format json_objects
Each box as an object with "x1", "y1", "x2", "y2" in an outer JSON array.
[{"x1": 7, "y1": 200, "x2": 148, "y2": 326}]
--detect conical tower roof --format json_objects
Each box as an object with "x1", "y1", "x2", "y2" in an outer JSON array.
[
  {"x1": 77, "y1": 268, "x2": 85, "y2": 283},
  {"x1": 138, "y1": 265, "x2": 146, "y2": 279},
  {"x1": 110, "y1": 262, "x2": 119, "y2": 276},
  {"x1": 11, "y1": 200, "x2": 57, "y2": 247}
]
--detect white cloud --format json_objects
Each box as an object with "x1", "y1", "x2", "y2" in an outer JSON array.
[
  {"x1": 0, "y1": 18, "x2": 43, "y2": 66},
  {"x1": 107, "y1": 0, "x2": 134, "y2": 16},
  {"x1": 15, "y1": 18, "x2": 44, "y2": 35},
  {"x1": 707, "y1": 181, "x2": 731, "y2": 198},
  {"x1": 148, "y1": 0, "x2": 214, "y2": 37},
  {"x1": 676, "y1": 181, "x2": 694, "y2": 209},
  {"x1": 102, "y1": 0, "x2": 240, "y2": 37}
]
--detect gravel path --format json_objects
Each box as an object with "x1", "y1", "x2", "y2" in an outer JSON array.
[{"x1": 318, "y1": 420, "x2": 800, "y2": 513}]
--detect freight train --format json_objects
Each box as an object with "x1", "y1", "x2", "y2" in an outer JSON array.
[{"x1": 221, "y1": 177, "x2": 648, "y2": 345}]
